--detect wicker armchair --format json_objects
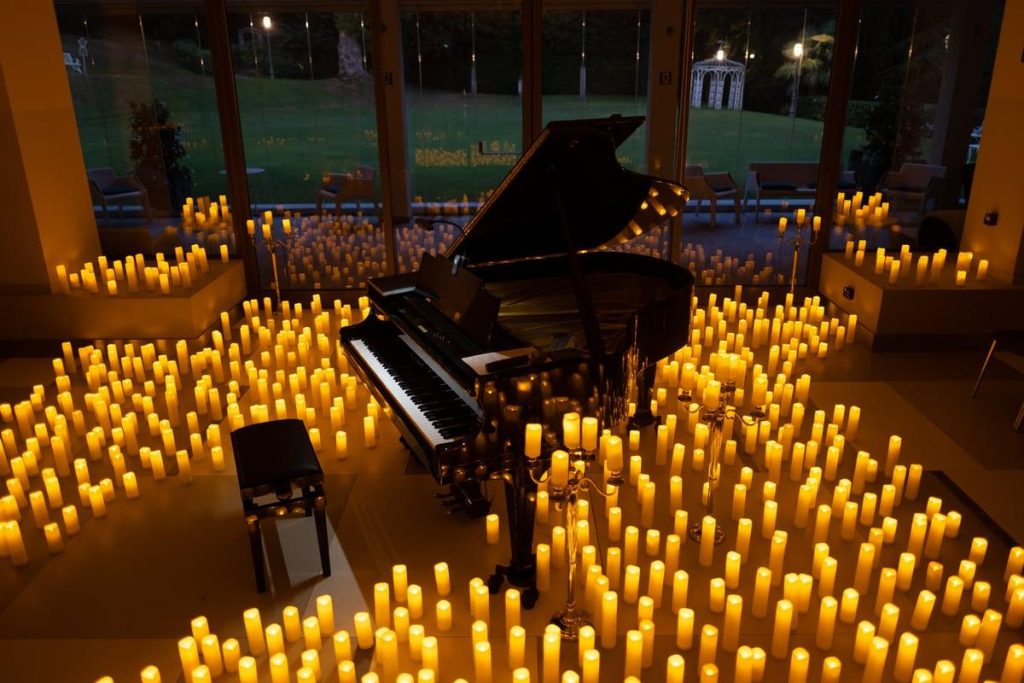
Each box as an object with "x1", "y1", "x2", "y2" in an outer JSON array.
[
  {"x1": 684, "y1": 164, "x2": 741, "y2": 226},
  {"x1": 86, "y1": 168, "x2": 152, "y2": 223}
]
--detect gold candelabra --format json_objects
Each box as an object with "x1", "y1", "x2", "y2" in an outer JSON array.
[
  {"x1": 679, "y1": 380, "x2": 765, "y2": 545},
  {"x1": 248, "y1": 222, "x2": 291, "y2": 307},
  {"x1": 777, "y1": 211, "x2": 821, "y2": 294},
  {"x1": 528, "y1": 441, "x2": 623, "y2": 641}
]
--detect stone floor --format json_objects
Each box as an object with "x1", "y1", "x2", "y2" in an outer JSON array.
[{"x1": 0, "y1": 306, "x2": 1020, "y2": 682}]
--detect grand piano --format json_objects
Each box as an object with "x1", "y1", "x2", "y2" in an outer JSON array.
[{"x1": 342, "y1": 116, "x2": 694, "y2": 606}]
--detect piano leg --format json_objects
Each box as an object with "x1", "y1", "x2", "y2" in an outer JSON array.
[
  {"x1": 486, "y1": 464, "x2": 539, "y2": 609},
  {"x1": 628, "y1": 364, "x2": 661, "y2": 430}
]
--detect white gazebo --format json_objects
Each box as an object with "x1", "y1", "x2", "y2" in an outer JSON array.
[{"x1": 691, "y1": 52, "x2": 745, "y2": 111}]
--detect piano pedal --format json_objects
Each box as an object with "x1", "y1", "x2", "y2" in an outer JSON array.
[
  {"x1": 436, "y1": 482, "x2": 490, "y2": 519},
  {"x1": 487, "y1": 564, "x2": 539, "y2": 608}
]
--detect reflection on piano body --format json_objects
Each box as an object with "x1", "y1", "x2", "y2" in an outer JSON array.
[{"x1": 342, "y1": 116, "x2": 695, "y2": 605}]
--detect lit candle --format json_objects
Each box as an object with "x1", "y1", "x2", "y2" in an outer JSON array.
[
  {"x1": 353, "y1": 612, "x2": 373, "y2": 649},
  {"x1": 242, "y1": 609, "x2": 265, "y2": 656},
  {"x1": 816, "y1": 596, "x2": 837, "y2": 650},
  {"x1": 485, "y1": 513, "x2": 499, "y2": 544},
  {"x1": 625, "y1": 630, "x2": 643, "y2": 679},
  {"x1": 910, "y1": 590, "x2": 935, "y2": 630},
  {"x1": 976, "y1": 259, "x2": 989, "y2": 280},
  {"x1": 863, "y1": 636, "x2": 889, "y2": 683},
  {"x1": 752, "y1": 567, "x2": 772, "y2": 618},
  {"x1": 363, "y1": 416, "x2": 376, "y2": 448},
  {"x1": 771, "y1": 600, "x2": 793, "y2": 659},
  {"x1": 435, "y1": 600, "x2": 452, "y2": 632},
  {"x1": 562, "y1": 412, "x2": 581, "y2": 450},
  {"x1": 374, "y1": 583, "x2": 391, "y2": 628},
  {"x1": 699, "y1": 515, "x2": 716, "y2": 566},
  {"x1": 956, "y1": 269, "x2": 967, "y2": 286},
  {"x1": 551, "y1": 450, "x2": 569, "y2": 488},
  {"x1": 509, "y1": 625, "x2": 526, "y2": 669}
]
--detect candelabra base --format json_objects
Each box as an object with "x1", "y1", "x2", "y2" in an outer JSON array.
[
  {"x1": 551, "y1": 608, "x2": 591, "y2": 641},
  {"x1": 627, "y1": 408, "x2": 660, "y2": 431},
  {"x1": 688, "y1": 519, "x2": 726, "y2": 545}
]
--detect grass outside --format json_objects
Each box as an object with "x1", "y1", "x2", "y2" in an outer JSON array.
[{"x1": 67, "y1": 55, "x2": 864, "y2": 208}]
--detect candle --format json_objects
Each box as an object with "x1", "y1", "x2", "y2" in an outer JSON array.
[
  {"x1": 562, "y1": 412, "x2": 580, "y2": 449},
  {"x1": 723, "y1": 594, "x2": 743, "y2": 652},
  {"x1": 551, "y1": 450, "x2": 569, "y2": 488},
  {"x1": 771, "y1": 600, "x2": 793, "y2": 659},
  {"x1": 752, "y1": 567, "x2": 772, "y2": 618},
  {"x1": 956, "y1": 269, "x2": 967, "y2": 286},
  {"x1": 816, "y1": 596, "x2": 837, "y2": 649},
  {"x1": 353, "y1": 612, "x2": 373, "y2": 649},
  {"x1": 363, "y1": 416, "x2": 376, "y2": 448},
  {"x1": 960, "y1": 649, "x2": 984, "y2": 683},
  {"x1": 509, "y1": 625, "x2": 526, "y2": 669},
  {"x1": 676, "y1": 607, "x2": 695, "y2": 649},
  {"x1": 485, "y1": 513, "x2": 499, "y2": 544},
  {"x1": 863, "y1": 636, "x2": 889, "y2": 683},
  {"x1": 282, "y1": 606, "x2": 302, "y2": 643},
  {"x1": 625, "y1": 630, "x2": 643, "y2": 678},
  {"x1": 243, "y1": 608, "x2": 265, "y2": 655},
  {"x1": 892, "y1": 632, "x2": 918, "y2": 682},
  {"x1": 44, "y1": 522, "x2": 63, "y2": 553},
  {"x1": 889, "y1": 260, "x2": 901, "y2": 284},
  {"x1": 699, "y1": 515, "x2": 716, "y2": 566},
  {"x1": 910, "y1": 590, "x2": 935, "y2": 630},
  {"x1": 976, "y1": 259, "x2": 989, "y2": 280}
]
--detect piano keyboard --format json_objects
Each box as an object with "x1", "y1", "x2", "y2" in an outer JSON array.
[{"x1": 348, "y1": 334, "x2": 480, "y2": 448}]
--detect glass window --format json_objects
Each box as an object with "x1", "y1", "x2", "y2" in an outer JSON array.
[
  {"x1": 830, "y1": 3, "x2": 1003, "y2": 257},
  {"x1": 683, "y1": 4, "x2": 837, "y2": 287},
  {"x1": 56, "y1": 3, "x2": 234, "y2": 258},
  {"x1": 542, "y1": 7, "x2": 650, "y2": 172},
  {"x1": 229, "y1": 8, "x2": 383, "y2": 290},
  {"x1": 397, "y1": 5, "x2": 522, "y2": 275}
]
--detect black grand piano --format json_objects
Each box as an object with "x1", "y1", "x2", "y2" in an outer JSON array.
[{"x1": 342, "y1": 116, "x2": 694, "y2": 606}]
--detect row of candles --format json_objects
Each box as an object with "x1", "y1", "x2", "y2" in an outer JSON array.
[
  {"x1": 1, "y1": 294, "x2": 377, "y2": 567},
  {"x1": 843, "y1": 241, "x2": 991, "y2": 286},
  {"x1": 181, "y1": 195, "x2": 233, "y2": 232},
  {"x1": 54, "y1": 245, "x2": 227, "y2": 297},
  {"x1": 833, "y1": 191, "x2": 891, "y2": 226}
]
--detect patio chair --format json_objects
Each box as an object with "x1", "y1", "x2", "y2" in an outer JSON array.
[
  {"x1": 684, "y1": 164, "x2": 741, "y2": 226},
  {"x1": 878, "y1": 162, "x2": 946, "y2": 222},
  {"x1": 316, "y1": 166, "x2": 378, "y2": 215},
  {"x1": 86, "y1": 168, "x2": 152, "y2": 224}
]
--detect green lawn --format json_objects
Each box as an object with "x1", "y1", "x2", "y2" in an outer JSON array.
[{"x1": 66, "y1": 50, "x2": 863, "y2": 208}]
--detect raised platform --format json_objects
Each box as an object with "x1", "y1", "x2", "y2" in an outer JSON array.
[
  {"x1": 820, "y1": 252, "x2": 1024, "y2": 348},
  {"x1": 0, "y1": 261, "x2": 247, "y2": 342}
]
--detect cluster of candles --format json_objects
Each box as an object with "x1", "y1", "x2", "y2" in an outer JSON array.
[
  {"x1": 833, "y1": 192, "x2": 890, "y2": 226},
  {"x1": 181, "y1": 196, "x2": 233, "y2": 232},
  {"x1": 8, "y1": 284, "x2": 1021, "y2": 683},
  {"x1": 0, "y1": 293, "x2": 380, "y2": 568},
  {"x1": 843, "y1": 242, "x2": 991, "y2": 287},
  {"x1": 249, "y1": 212, "x2": 390, "y2": 290},
  {"x1": 682, "y1": 244, "x2": 783, "y2": 287},
  {"x1": 53, "y1": 245, "x2": 225, "y2": 297}
]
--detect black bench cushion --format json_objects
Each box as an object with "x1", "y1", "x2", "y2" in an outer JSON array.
[
  {"x1": 230, "y1": 419, "x2": 323, "y2": 497},
  {"x1": 103, "y1": 185, "x2": 143, "y2": 196},
  {"x1": 760, "y1": 182, "x2": 798, "y2": 191}
]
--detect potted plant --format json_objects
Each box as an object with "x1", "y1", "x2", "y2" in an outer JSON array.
[{"x1": 128, "y1": 99, "x2": 193, "y2": 212}]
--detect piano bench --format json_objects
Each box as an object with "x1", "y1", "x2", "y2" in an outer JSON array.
[{"x1": 229, "y1": 419, "x2": 331, "y2": 592}]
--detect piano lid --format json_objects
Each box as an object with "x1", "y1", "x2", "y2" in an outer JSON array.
[{"x1": 446, "y1": 115, "x2": 689, "y2": 266}]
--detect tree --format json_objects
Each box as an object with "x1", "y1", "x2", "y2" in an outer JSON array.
[{"x1": 773, "y1": 29, "x2": 834, "y2": 114}]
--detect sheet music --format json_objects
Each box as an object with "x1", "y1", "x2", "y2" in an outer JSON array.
[{"x1": 461, "y1": 347, "x2": 536, "y2": 375}]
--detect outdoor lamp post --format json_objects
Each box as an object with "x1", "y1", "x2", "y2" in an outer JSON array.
[
  {"x1": 262, "y1": 15, "x2": 275, "y2": 79},
  {"x1": 789, "y1": 41, "x2": 803, "y2": 117}
]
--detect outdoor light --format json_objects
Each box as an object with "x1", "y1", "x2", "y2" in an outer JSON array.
[
  {"x1": 715, "y1": 48, "x2": 725, "y2": 61},
  {"x1": 793, "y1": 42, "x2": 804, "y2": 58},
  {"x1": 748, "y1": 52, "x2": 756, "y2": 60},
  {"x1": 262, "y1": 15, "x2": 272, "y2": 30}
]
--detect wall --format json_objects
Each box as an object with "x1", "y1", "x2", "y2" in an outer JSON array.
[
  {"x1": 961, "y1": 0, "x2": 1024, "y2": 284},
  {"x1": 0, "y1": 1, "x2": 100, "y2": 293}
]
